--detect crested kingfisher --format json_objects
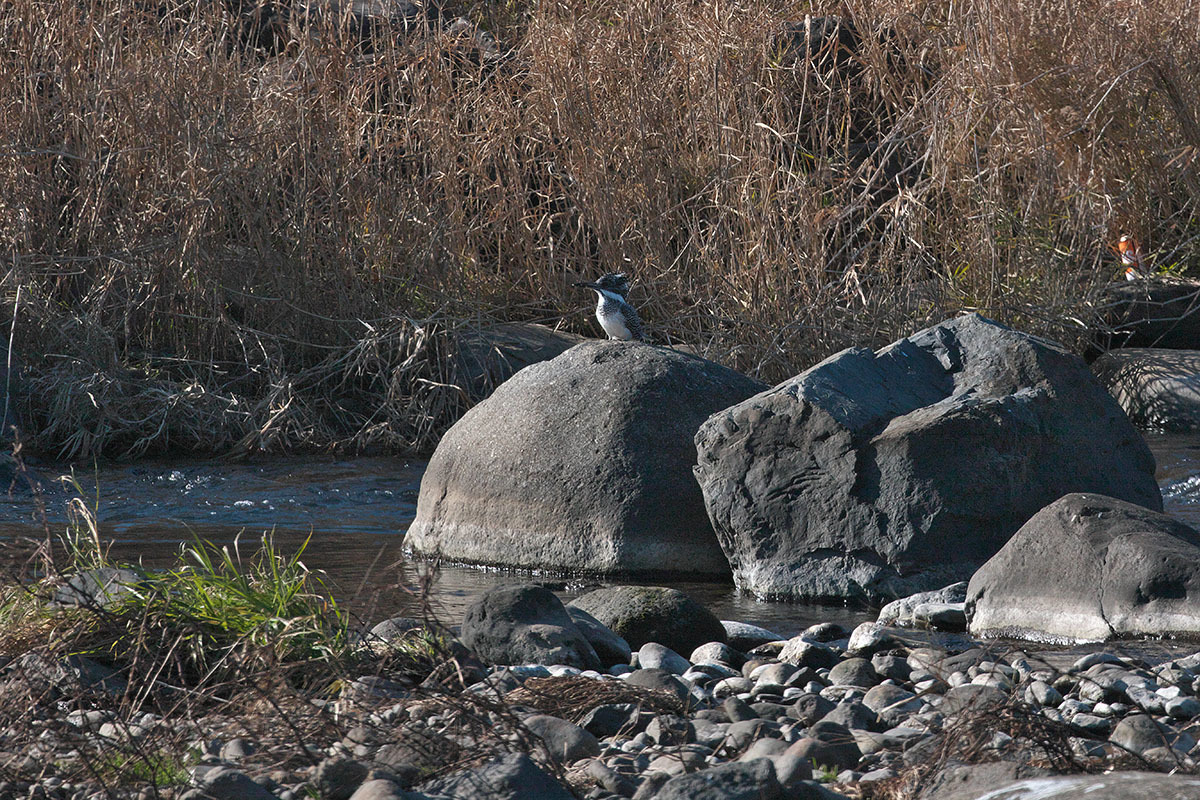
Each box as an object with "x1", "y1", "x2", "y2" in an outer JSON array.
[{"x1": 573, "y1": 273, "x2": 646, "y2": 341}]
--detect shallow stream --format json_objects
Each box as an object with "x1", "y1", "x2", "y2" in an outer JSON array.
[{"x1": 1, "y1": 432, "x2": 1198, "y2": 644}]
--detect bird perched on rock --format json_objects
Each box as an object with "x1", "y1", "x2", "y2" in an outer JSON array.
[
  {"x1": 1116, "y1": 235, "x2": 1148, "y2": 280},
  {"x1": 573, "y1": 273, "x2": 646, "y2": 341}
]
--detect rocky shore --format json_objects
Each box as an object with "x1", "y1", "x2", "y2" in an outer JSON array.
[{"x1": 8, "y1": 577, "x2": 1200, "y2": 799}]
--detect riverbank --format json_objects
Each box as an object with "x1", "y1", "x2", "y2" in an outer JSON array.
[{"x1": 7, "y1": 548, "x2": 1200, "y2": 800}]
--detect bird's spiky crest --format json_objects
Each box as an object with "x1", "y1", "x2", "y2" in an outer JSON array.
[{"x1": 593, "y1": 273, "x2": 630, "y2": 295}]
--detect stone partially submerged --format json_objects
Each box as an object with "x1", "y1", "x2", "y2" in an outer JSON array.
[
  {"x1": 460, "y1": 584, "x2": 602, "y2": 670},
  {"x1": 694, "y1": 314, "x2": 1161, "y2": 601},
  {"x1": 1097, "y1": 278, "x2": 1200, "y2": 351},
  {"x1": 407, "y1": 341, "x2": 766, "y2": 575},
  {"x1": 967, "y1": 493, "x2": 1200, "y2": 643},
  {"x1": 568, "y1": 585, "x2": 726, "y2": 655}
]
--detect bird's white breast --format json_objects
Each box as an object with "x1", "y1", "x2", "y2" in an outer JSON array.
[{"x1": 595, "y1": 289, "x2": 633, "y2": 340}]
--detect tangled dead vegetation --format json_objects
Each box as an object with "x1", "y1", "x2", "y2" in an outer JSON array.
[
  {"x1": 4, "y1": 0, "x2": 1200, "y2": 458},
  {"x1": 867, "y1": 696, "x2": 1087, "y2": 799},
  {"x1": 505, "y1": 675, "x2": 689, "y2": 722}
]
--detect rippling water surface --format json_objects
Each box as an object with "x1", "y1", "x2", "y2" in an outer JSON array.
[{"x1": 0, "y1": 431, "x2": 1197, "y2": 642}]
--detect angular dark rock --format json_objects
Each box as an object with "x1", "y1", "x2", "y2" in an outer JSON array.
[
  {"x1": 578, "y1": 703, "x2": 644, "y2": 739},
  {"x1": 565, "y1": 606, "x2": 632, "y2": 667},
  {"x1": 1110, "y1": 714, "x2": 1187, "y2": 756},
  {"x1": 788, "y1": 724, "x2": 861, "y2": 772},
  {"x1": 654, "y1": 758, "x2": 783, "y2": 800},
  {"x1": 523, "y1": 714, "x2": 601, "y2": 764},
  {"x1": 408, "y1": 341, "x2": 766, "y2": 575},
  {"x1": 788, "y1": 694, "x2": 836, "y2": 726},
  {"x1": 192, "y1": 767, "x2": 278, "y2": 800},
  {"x1": 645, "y1": 714, "x2": 695, "y2": 746},
  {"x1": 724, "y1": 696, "x2": 759, "y2": 722},
  {"x1": 315, "y1": 757, "x2": 370, "y2": 800},
  {"x1": 375, "y1": 729, "x2": 461, "y2": 774},
  {"x1": 820, "y1": 701, "x2": 877, "y2": 731},
  {"x1": 418, "y1": 752, "x2": 573, "y2": 800},
  {"x1": 694, "y1": 314, "x2": 1160, "y2": 601}
]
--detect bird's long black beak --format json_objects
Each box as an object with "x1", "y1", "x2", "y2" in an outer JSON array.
[{"x1": 573, "y1": 281, "x2": 599, "y2": 290}]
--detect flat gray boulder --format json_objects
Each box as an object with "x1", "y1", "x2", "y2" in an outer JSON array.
[
  {"x1": 460, "y1": 584, "x2": 601, "y2": 670},
  {"x1": 968, "y1": 493, "x2": 1200, "y2": 643},
  {"x1": 694, "y1": 314, "x2": 1160, "y2": 601},
  {"x1": 408, "y1": 340, "x2": 766, "y2": 574},
  {"x1": 925, "y1": 770, "x2": 1200, "y2": 800},
  {"x1": 1092, "y1": 348, "x2": 1200, "y2": 430}
]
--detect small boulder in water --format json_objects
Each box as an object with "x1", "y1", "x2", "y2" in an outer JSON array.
[
  {"x1": 695, "y1": 314, "x2": 1160, "y2": 602},
  {"x1": 460, "y1": 584, "x2": 600, "y2": 670},
  {"x1": 569, "y1": 585, "x2": 726, "y2": 655}
]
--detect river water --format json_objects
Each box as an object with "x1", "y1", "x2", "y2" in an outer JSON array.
[{"x1": 2, "y1": 432, "x2": 1199, "y2": 640}]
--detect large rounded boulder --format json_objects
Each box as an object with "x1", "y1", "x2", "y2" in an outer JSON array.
[
  {"x1": 406, "y1": 341, "x2": 767, "y2": 574},
  {"x1": 694, "y1": 314, "x2": 1161, "y2": 601},
  {"x1": 967, "y1": 493, "x2": 1200, "y2": 643}
]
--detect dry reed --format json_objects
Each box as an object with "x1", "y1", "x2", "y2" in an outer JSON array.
[{"x1": 3, "y1": 0, "x2": 1200, "y2": 458}]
